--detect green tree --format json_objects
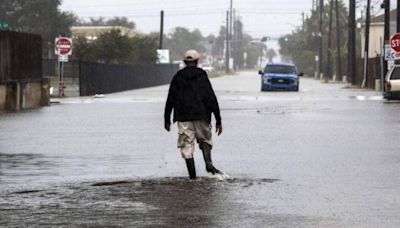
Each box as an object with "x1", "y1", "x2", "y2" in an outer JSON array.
[
  {"x1": 213, "y1": 24, "x2": 252, "y2": 70},
  {"x1": 74, "y1": 29, "x2": 157, "y2": 64},
  {"x1": 278, "y1": 0, "x2": 348, "y2": 76},
  {"x1": 129, "y1": 35, "x2": 158, "y2": 64},
  {"x1": 0, "y1": 0, "x2": 76, "y2": 57},
  {"x1": 94, "y1": 29, "x2": 132, "y2": 64},
  {"x1": 73, "y1": 36, "x2": 95, "y2": 61},
  {"x1": 165, "y1": 27, "x2": 206, "y2": 61},
  {"x1": 232, "y1": 19, "x2": 245, "y2": 69},
  {"x1": 266, "y1": 49, "x2": 277, "y2": 63},
  {"x1": 76, "y1": 16, "x2": 136, "y2": 29},
  {"x1": 245, "y1": 42, "x2": 266, "y2": 69},
  {"x1": 213, "y1": 26, "x2": 227, "y2": 58}
]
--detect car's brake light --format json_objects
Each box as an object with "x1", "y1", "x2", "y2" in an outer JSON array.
[{"x1": 386, "y1": 81, "x2": 392, "y2": 91}]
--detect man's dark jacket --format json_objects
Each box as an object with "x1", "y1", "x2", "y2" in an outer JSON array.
[{"x1": 164, "y1": 66, "x2": 221, "y2": 126}]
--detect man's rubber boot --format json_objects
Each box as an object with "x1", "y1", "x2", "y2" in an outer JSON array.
[
  {"x1": 200, "y1": 143, "x2": 221, "y2": 175},
  {"x1": 185, "y1": 158, "x2": 197, "y2": 179}
]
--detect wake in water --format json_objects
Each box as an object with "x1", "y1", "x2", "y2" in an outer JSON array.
[{"x1": 207, "y1": 172, "x2": 231, "y2": 181}]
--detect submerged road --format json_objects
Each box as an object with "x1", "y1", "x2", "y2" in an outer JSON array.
[{"x1": 1, "y1": 72, "x2": 399, "y2": 227}]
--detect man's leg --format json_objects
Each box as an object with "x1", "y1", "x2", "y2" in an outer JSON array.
[
  {"x1": 177, "y1": 122, "x2": 196, "y2": 179},
  {"x1": 194, "y1": 121, "x2": 222, "y2": 175},
  {"x1": 200, "y1": 142, "x2": 221, "y2": 175},
  {"x1": 185, "y1": 158, "x2": 196, "y2": 179}
]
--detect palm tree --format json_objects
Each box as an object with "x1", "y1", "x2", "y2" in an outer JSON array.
[{"x1": 266, "y1": 49, "x2": 277, "y2": 63}]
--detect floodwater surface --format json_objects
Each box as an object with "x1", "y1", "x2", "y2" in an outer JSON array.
[{"x1": 1, "y1": 73, "x2": 400, "y2": 227}]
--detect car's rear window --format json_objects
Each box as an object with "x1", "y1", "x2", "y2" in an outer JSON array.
[
  {"x1": 265, "y1": 65, "x2": 296, "y2": 74},
  {"x1": 391, "y1": 67, "x2": 400, "y2": 80}
]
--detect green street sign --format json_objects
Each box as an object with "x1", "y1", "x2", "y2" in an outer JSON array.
[{"x1": 0, "y1": 22, "x2": 9, "y2": 30}]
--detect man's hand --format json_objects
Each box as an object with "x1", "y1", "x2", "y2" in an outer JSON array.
[
  {"x1": 164, "y1": 122, "x2": 171, "y2": 132},
  {"x1": 215, "y1": 125, "x2": 223, "y2": 136}
]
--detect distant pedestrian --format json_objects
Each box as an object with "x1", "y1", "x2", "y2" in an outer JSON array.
[{"x1": 164, "y1": 49, "x2": 223, "y2": 179}]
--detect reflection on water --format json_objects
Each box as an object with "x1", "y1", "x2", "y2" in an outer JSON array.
[
  {"x1": 0, "y1": 153, "x2": 57, "y2": 181},
  {"x1": 0, "y1": 177, "x2": 285, "y2": 227}
]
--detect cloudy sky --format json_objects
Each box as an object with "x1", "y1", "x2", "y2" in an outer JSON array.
[{"x1": 61, "y1": 0, "x2": 316, "y2": 38}]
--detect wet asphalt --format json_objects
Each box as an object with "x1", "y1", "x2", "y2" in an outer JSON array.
[{"x1": 1, "y1": 72, "x2": 400, "y2": 227}]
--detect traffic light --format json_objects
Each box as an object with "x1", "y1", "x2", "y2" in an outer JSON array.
[
  {"x1": 261, "y1": 36, "x2": 270, "y2": 42},
  {"x1": 381, "y1": 0, "x2": 388, "y2": 8}
]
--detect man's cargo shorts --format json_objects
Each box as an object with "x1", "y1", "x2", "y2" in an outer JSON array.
[{"x1": 177, "y1": 120, "x2": 213, "y2": 159}]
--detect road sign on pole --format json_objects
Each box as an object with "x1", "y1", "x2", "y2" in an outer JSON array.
[
  {"x1": 156, "y1": 49, "x2": 170, "y2": 64},
  {"x1": 58, "y1": 55, "x2": 69, "y2": 62},
  {"x1": 390, "y1": 33, "x2": 400, "y2": 52},
  {"x1": 384, "y1": 44, "x2": 399, "y2": 60},
  {"x1": 55, "y1": 37, "x2": 72, "y2": 56},
  {"x1": 55, "y1": 37, "x2": 72, "y2": 97},
  {"x1": 0, "y1": 22, "x2": 9, "y2": 30}
]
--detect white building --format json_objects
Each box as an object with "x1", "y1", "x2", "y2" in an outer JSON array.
[
  {"x1": 70, "y1": 26, "x2": 137, "y2": 41},
  {"x1": 361, "y1": 9, "x2": 397, "y2": 58}
]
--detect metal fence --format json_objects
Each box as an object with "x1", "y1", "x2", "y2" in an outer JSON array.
[
  {"x1": 43, "y1": 59, "x2": 178, "y2": 96},
  {"x1": 0, "y1": 31, "x2": 42, "y2": 83},
  {"x1": 354, "y1": 57, "x2": 382, "y2": 89},
  {"x1": 79, "y1": 62, "x2": 178, "y2": 96},
  {"x1": 42, "y1": 59, "x2": 80, "y2": 79}
]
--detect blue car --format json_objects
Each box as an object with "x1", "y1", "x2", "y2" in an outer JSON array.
[{"x1": 258, "y1": 63, "x2": 303, "y2": 91}]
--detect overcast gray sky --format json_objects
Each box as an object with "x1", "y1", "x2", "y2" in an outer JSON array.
[{"x1": 61, "y1": 0, "x2": 316, "y2": 38}]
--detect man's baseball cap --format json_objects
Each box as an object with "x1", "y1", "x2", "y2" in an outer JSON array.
[{"x1": 184, "y1": 49, "x2": 199, "y2": 61}]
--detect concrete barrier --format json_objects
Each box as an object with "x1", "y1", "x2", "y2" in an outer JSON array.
[
  {"x1": 22, "y1": 82, "x2": 42, "y2": 109},
  {"x1": 41, "y1": 78, "x2": 50, "y2": 106},
  {"x1": 0, "y1": 85, "x2": 6, "y2": 110},
  {"x1": 0, "y1": 81, "x2": 48, "y2": 111},
  {"x1": 5, "y1": 82, "x2": 20, "y2": 111}
]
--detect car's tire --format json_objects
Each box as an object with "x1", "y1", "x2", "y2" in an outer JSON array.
[{"x1": 384, "y1": 92, "x2": 392, "y2": 100}]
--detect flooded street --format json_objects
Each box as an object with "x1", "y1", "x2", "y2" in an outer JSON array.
[{"x1": 1, "y1": 72, "x2": 400, "y2": 227}]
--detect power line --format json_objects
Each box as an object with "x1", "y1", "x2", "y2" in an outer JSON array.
[
  {"x1": 63, "y1": 0, "x2": 228, "y2": 8},
  {"x1": 75, "y1": 8, "x2": 304, "y2": 16},
  {"x1": 77, "y1": 11, "x2": 227, "y2": 18},
  {"x1": 76, "y1": 9, "x2": 305, "y2": 19}
]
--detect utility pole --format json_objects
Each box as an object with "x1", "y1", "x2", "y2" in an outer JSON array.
[
  {"x1": 238, "y1": 16, "x2": 244, "y2": 69},
  {"x1": 398, "y1": 0, "x2": 400, "y2": 32},
  {"x1": 318, "y1": 0, "x2": 324, "y2": 80},
  {"x1": 229, "y1": 0, "x2": 233, "y2": 72},
  {"x1": 233, "y1": 9, "x2": 236, "y2": 70},
  {"x1": 327, "y1": 0, "x2": 333, "y2": 81},
  {"x1": 348, "y1": 0, "x2": 356, "y2": 84},
  {"x1": 362, "y1": 0, "x2": 371, "y2": 88},
  {"x1": 225, "y1": 11, "x2": 230, "y2": 73},
  {"x1": 396, "y1": 1, "x2": 400, "y2": 66},
  {"x1": 335, "y1": 0, "x2": 342, "y2": 81},
  {"x1": 383, "y1": 0, "x2": 390, "y2": 80},
  {"x1": 159, "y1": 10, "x2": 164, "y2": 49}
]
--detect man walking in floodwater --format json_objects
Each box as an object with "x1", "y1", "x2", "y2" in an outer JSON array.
[{"x1": 164, "y1": 49, "x2": 223, "y2": 179}]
